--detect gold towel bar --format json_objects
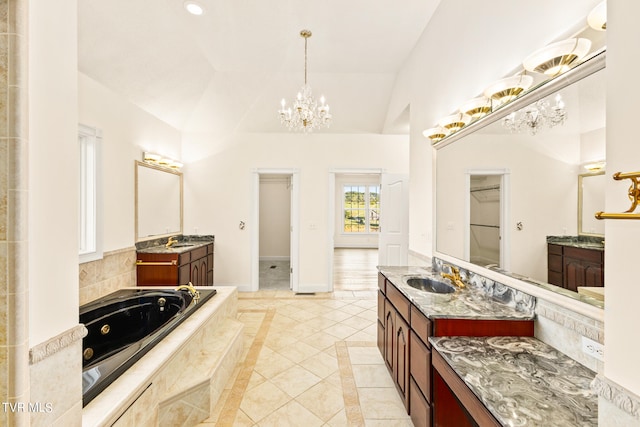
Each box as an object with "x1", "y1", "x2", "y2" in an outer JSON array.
[
  {"x1": 595, "y1": 171, "x2": 640, "y2": 220},
  {"x1": 136, "y1": 260, "x2": 178, "y2": 266}
]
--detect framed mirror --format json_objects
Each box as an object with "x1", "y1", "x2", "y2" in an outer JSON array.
[
  {"x1": 135, "y1": 160, "x2": 183, "y2": 241},
  {"x1": 435, "y1": 53, "x2": 605, "y2": 308},
  {"x1": 578, "y1": 172, "x2": 606, "y2": 236}
]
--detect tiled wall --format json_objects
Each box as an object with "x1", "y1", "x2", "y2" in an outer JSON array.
[
  {"x1": 79, "y1": 247, "x2": 137, "y2": 305},
  {"x1": 1, "y1": 0, "x2": 29, "y2": 425}
]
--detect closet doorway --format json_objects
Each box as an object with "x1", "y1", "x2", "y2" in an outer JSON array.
[
  {"x1": 465, "y1": 170, "x2": 510, "y2": 270},
  {"x1": 251, "y1": 170, "x2": 299, "y2": 292}
]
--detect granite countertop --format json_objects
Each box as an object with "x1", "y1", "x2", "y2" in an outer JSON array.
[
  {"x1": 547, "y1": 235, "x2": 604, "y2": 251},
  {"x1": 136, "y1": 235, "x2": 214, "y2": 254},
  {"x1": 378, "y1": 266, "x2": 534, "y2": 320},
  {"x1": 430, "y1": 336, "x2": 597, "y2": 426}
]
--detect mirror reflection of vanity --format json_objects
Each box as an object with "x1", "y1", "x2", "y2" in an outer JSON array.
[
  {"x1": 435, "y1": 52, "x2": 605, "y2": 309},
  {"x1": 135, "y1": 160, "x2": 183, "y2": 241}
]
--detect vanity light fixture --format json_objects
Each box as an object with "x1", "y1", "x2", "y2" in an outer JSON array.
[
  {"x1": 588, "y1": 1, "x2": 607, "y2": 31},
  {"x1": 484, "y1": 74, "x2": 534, "y2": 105},
  {"x1": 184, "y1": 1, "x2": 205, "y2": 16},
  {"x1": 422, "y1": 126, "x2": 450, "y2": 143},
  {"x1": 523, "y1": 38, "x2": 592, "y2": 77},
  {"x1": 438, "y1": 113, "x2": 471, "y2": 133},
  {"x1": 459, "y1": 97, "x2": 492, "y2": 120},
  {"x1": 142, "y1": 152, "x2": 183, "y2": 170}
]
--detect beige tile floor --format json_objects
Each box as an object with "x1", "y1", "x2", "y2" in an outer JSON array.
[{"x1": 196, "y1": 290, "x2": 414, "y2": 426}]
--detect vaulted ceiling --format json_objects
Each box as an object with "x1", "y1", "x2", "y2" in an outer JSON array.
[
  {"x1": 78, "y1": 0, "x2": 604, "y2": 137},
  {"x1": 78, "y1": 0, "x2": 439, "y2": 135}
]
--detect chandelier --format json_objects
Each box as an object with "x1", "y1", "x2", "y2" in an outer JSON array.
[
  {"x1": 502, "y1": 94, "x2": 567, "y2": 135},
  {"x1": 279, "y1": 30, "x2": 331, "y2": 132}
]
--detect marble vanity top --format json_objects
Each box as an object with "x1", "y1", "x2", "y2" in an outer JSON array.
[
  {"x1": 547, "y1": 235, "x2": 604, "y2": 251},
  {"x1": 136, "y1": 235, "x2": 214, "y2": 254},
  {"x1": 430, "y1": 336, "x2": 597, "y2": 426},
  {"x1": 378, "y1": 266, "x2": 534, "y2": 320}
]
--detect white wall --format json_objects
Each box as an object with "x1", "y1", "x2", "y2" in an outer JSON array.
[
  {"x1": 184, "y1": 133, "x2": 409, "y2": 290},
  {"x1": 78, "y1": 73, "x2": 182, "y2": 251},
  {"x1": 28, "y1": 0, "x2": 79, "y2": 346},
  {"x1": 605, "y1": 0, "x2": 640, "y2": 398},
  {"x1": 259, "y1": 176, "x2": 291, "y2": 259}
]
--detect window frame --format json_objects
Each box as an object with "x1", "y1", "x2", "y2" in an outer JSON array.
[
  {"x1": 342, "y1": 184, "x2": 380, "y2": 234},
  {"x1": 78, "y1": 124, "x2": 103, "y2": 263}
]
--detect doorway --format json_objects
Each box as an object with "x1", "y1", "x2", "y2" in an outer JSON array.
[
  {"x1": 465, "y1": 170, "x2": 510, "y2": 270},
  {"x1": 251, "y1": 170, "x2": 299, "y2": 292}
]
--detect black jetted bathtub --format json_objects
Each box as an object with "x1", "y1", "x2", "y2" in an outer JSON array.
[{"x1": 80, "y1": 288, "x2": 217, "y2": 406}]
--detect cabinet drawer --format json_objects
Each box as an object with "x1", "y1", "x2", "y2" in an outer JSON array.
[
  {"x1": 410, "y1": 330, "x2": 431, "y2": 402},
  {"x1": 564, "y1": 246, "x2": 602, "y2": 264},
  {"x1": 548, "y1": 254, "x2": 562, "y2": 272},
  {"x1": 548, "y1": 243, "x2": 563, "y2": 255},
  {"x1": 378, "y1": 272, "x2": 387, "y2": 294},
  {"x1": 387, "y1": 282, "x2": 410, "y2": 321},
  {"x1": 548, "y1": 271, "x2": 562, "y2": 287},
  {"x1": 207, "y1": 243, "x2": 214, "y2": 254},
  {"x1": 178, "y1": 252, "x2": 191, "y2": 264},
  {"x1": 190, "y1": 245, "x2": 208, "y2": 261},
  {"x1": 410, "y1": 305, "x2": 432, "y2": 347},
  {"x1": 409, "y1": 376, "x2": 430, "y2": 427}
]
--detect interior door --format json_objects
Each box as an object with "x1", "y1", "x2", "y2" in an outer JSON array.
[{"x1": 379, "y1": 174, "x2": 409, "y2": 266}]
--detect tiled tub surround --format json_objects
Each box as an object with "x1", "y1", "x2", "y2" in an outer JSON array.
[
  {"x1": 79, "y1": 247, "x2": 137, "y2": 305},
  {"x1": 378, "y1": 266, "x2": 535, "y2": 320},
  {"x1": 82, "y1": 286, "x2": 243, "y2": 427},
  {"x1": 431, "y1": 336, "x2": 598, "y2": 426}
]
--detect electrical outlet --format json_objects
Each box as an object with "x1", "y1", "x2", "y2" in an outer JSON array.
[{"x1": 582, "y1": 336, "x2": 604, "y2": 361}]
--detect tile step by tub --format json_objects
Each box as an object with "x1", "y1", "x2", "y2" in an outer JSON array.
[{"x1": 158, "y1": 319, "x2": 244, "y2": 426}]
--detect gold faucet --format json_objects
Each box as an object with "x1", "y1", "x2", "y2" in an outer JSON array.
[
  {"x1": 176, "y1": 282, "x2": 200, "y2": 303},
  {"x1": 441, "y1": 265, "x2": 466, "y2": 289},
  {"x1": 165, "y1": 236, "x2": 178, "y2": 248}
]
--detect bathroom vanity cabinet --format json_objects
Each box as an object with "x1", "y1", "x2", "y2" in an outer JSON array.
[
  {"x1": 136, "y1": 243, "x2": 214, "y2": 286},
  {"x1": 548, "y1": 243, "x2": 603, "y2": 291},
  {"x1": 377, "y1": 272, "x2": 534, "y2": 427}
]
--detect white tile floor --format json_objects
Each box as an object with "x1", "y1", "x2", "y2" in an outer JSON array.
[{"x1": 197, "y1": 291, "x2": 414, "y2": 426}]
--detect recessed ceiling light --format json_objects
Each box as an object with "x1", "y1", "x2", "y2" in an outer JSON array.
[{"x1": 184, "y1": 1, "x2": 205, "y2": 16}]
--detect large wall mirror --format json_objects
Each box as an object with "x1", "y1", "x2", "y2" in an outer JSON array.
[
  {"x1": 135, "y1": 160, "x2": 183, "y2": 241},
  {"x1": 435, "y1": 52, "x2": 605, "y2": 309}
]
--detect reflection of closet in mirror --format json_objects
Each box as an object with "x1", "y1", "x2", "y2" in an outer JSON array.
[
  {"x1": 469, "y1": 175, "x2": 501, "y2": 267},
  {"x1": 465, "y1": 171, "x2": 509, "y2": 271}
]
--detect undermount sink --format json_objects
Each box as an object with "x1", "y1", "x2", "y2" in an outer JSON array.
[
  {"x1": 405, "y1": 277, "x2": 455, "y2": 294},
  {"x1": 171, "y1": 243, "x2": 195, "y2": 248}
]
